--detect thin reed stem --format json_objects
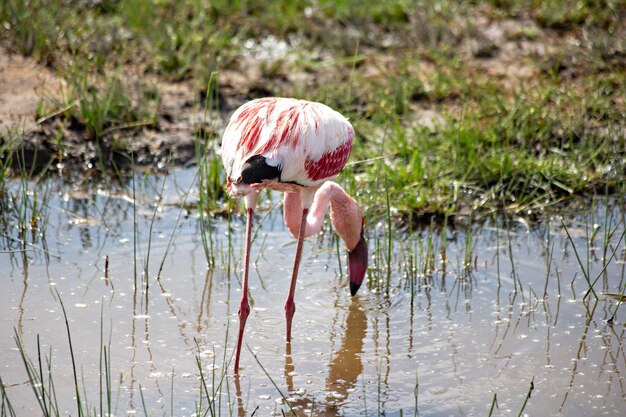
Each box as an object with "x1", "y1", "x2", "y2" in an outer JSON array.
[
  {"x1": 55, "y1": 288, "x2": 83, "y2": 417},
  {"x1": 516, "y1": 377, "x2": 534, "y2": 417},
  {"x1": 560, "y1": 219, "x2": 598, "y2": 300}
]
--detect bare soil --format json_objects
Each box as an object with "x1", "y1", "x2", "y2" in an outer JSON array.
[
  {"x1": 0, "y1": 46, "x2": 63, "y2": 133},
  {"x1": 0, "y1": 45, "x2": 206, "y2": 172}
]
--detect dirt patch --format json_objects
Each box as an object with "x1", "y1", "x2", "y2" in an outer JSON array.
[
  {"x1": 0, "y1": 48, "x2": 210, "y2": 173},
  {"x1": 0, "y1": 46, "x2": 64, "y2": 133},
  {"x1": 463, "y1": 15, "x2": 547, "y2": 85}
]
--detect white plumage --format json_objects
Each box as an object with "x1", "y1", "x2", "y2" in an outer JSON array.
[{"x1": 220, "y1": 97, "x2": 354, "y2": 190}]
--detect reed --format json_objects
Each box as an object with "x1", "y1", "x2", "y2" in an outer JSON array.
[
  {"x1": 55, "y1": 289, "x2": 83, "y2": 417},
  {"x1": 516, "y1": 378, "x2": 534, "y2": 417},
  {"x1": 196, "y1": 72, "x2": 223, "y2": 268},
  {"x1": 385, "y1": 175, "x2": 393, "y2": 295},
  {"x1": 413, "y1": 370, "x2": 419, "y2": 417},
  {"x1": 13, "y1": 329, "x2": 59, "y2": 416},
  {"x1": 488, "y1": 393, "x2": 498, "y2": 417},
  {"x1": 0, "y1": 374, "x2": 17, "y2": 417}
]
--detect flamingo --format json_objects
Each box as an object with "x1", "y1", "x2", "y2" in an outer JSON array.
[{"x1": 220, "y1": 97, "x2": 368, "y2": 373}]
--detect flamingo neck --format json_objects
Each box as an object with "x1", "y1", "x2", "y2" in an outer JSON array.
[{"x1": 283, "y1": 181, "x2": 363, "y2": 251}]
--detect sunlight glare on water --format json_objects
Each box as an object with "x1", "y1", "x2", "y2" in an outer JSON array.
[{"x1": 0, "y1": 168, "x2": 625, "y2": 416}]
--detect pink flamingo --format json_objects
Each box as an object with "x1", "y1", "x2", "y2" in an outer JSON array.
[{"x1": 220, "y1": 97, "x2": 368, "y2": 373}]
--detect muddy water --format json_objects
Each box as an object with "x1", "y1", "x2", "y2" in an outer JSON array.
[{"x1": 1, "y1": 168, "x2": 625, "y2": 416}]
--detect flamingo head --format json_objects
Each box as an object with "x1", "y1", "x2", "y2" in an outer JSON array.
[{"x1": 348, "y1": 228, "x2": 368, "y2": 296}]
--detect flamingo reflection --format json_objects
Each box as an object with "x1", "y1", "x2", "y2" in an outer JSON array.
[{"x1": 289, "y1": 299, "x2": 367, "y2": 415}]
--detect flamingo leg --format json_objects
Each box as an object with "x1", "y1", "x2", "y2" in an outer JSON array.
[
  {"x1": 285, "y1": 207, "x2": 309, "y2": 343},
  {"x1": 234, "y1": 194, "x2": 257, "y2": 373}
]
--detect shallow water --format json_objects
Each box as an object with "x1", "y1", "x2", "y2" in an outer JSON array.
[{"x1": 1, "y1": 168, "x2": 625, "y2": 416}]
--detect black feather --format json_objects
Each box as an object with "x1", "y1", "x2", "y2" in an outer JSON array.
[{"x1": 241, "y1": 155, "x2": 281, "y2": 184}]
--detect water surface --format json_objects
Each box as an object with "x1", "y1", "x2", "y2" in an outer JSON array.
[{"x1": 1, "y1": 168, "x2": 625, "y2": 416}]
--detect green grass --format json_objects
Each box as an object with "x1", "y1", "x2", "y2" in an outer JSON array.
[{"x1": 1, "y1": 0, "x2": 625, "y2": 220}]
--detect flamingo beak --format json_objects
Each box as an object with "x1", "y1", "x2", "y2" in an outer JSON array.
[{"x1": 348, "y1": 230, "x2": 368, "y2": 296}]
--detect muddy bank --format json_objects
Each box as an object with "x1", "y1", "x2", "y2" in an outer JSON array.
[
  {"x1": 0, "y1": 48, "x2": 62, "y2": 133},
  {"x1": 0, "y1": 47, "x2": 302, "y2": 174},
  {"x1": 0, "y1": 50, "x2": 208, "y2": 173}
]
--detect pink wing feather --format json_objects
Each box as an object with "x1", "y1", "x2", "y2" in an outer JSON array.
[{"x1": 304, "y1": 137, "x2": 352, "y2": 181}]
